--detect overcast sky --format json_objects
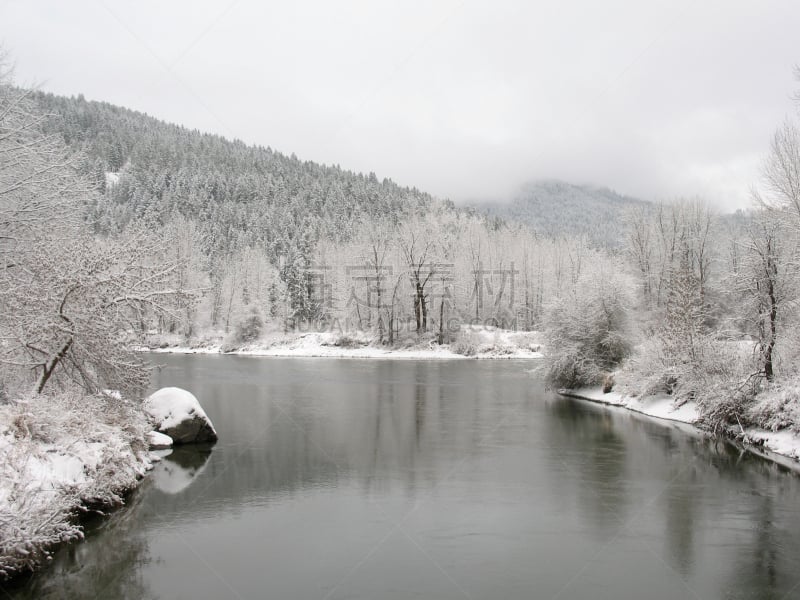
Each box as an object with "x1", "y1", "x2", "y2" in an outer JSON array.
[{"x1": 2, "y1": 0, "x2": 798, "y2": 209}]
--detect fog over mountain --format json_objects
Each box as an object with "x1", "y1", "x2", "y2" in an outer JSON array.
[
  {"x1": 3, "y1": 0, "x2": 799, "y2": 209},
  {"x1": 471, "y1": 180, "x2": 651, "y2": 247}
]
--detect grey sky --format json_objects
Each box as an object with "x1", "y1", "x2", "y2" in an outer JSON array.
[{"x1": 2, "y1": 0, "x2": 798, "y2": 209}]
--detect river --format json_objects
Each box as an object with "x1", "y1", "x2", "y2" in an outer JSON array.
[{"x1": 7, "y1": 355, "x2": 800, "y2": 599}]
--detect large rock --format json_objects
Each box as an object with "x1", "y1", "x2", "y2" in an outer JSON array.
[{"x1": 144, "y1": 387, "x2": 218, "y2": 444}]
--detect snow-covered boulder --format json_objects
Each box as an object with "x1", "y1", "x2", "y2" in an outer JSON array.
[
  {"x1": 146, "y1": 430, "x2": 174, "y2": 449},
  {"x1": 144, "y1": 387, "x2": 218, "y2": 444}
]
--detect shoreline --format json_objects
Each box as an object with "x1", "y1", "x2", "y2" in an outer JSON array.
[
  {"x1": 139, "y1": 327, "x2": 545, "y2": 361},
  {"x1": 0, "y1": 393, "x2": 155, "y2": 580},
  {"x1": 559, "y1": 387, "x2": 800, "y2": 473},
  {"x1": 146, "y1": 344, "x2": 544, "y2": 360}
]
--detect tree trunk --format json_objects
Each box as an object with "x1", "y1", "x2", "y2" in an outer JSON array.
[
  {"x1": 36, "y1": 338, "x2": 73, "y2": 394},
  {"x1": 437, "y1": 297, "x2": 444, "y2": 344},
  {"x1": 764, "y1": 252, "x2": 778, "y2": 381},
  {"x1": 419, "y1": 284, "x2": 427, "y2": 332},
  {"x1": 413, "y1": 279, "x2": 422, "y2": 333}
]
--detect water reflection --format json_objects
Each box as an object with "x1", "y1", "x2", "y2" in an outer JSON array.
[
  {"x1": 5, "y1": 487, "x2": 156, "y2": 600},
  {"x1": 543, "y1": 398, "x2": 630, "y2": 539},
  {"x1": 152, "y1": 446, "x2": 213, "y2": 495},
  {"x1": 6, "y1": 357, "x2": 800, "y2": 600}
]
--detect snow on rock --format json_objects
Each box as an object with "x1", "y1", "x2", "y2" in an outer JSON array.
[
  {"x1": 146, "y1": 430, "x2": 173, "y2": 449},
  {"x1": 144, "y1": 387, "x2": 218, "y2": 444}
]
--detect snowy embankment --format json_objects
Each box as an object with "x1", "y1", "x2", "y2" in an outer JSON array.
[
  {"x1": 144, "y1": 326, "x2": 545, "y2": 360},
  {"x1": 0, "y1": 392, "x2": 153, "y2": 579},
  {"x1": 560, "y1": 387, "x2": 800, "y2": 467}
]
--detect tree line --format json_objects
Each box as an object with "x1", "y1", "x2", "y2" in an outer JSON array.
[{"x1": 5, "y1": 57, "x2": 800, "y2": 439}]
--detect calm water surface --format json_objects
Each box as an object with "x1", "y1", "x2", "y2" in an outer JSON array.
[{"x1": 6, "y1": 356, "x2": 800, "y2": 600}]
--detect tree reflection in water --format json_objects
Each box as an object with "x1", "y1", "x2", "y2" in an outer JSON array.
[
  {"x1": 5, "y1": 486, "x2": 155, "y2": 600},
  {"x1": 7, "y1": 358, "x2": 800, "y2": 600}
]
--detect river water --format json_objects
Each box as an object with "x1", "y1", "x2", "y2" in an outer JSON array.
[{"x1": 6, "y1": 355, "x2": 800, "y2": 599}]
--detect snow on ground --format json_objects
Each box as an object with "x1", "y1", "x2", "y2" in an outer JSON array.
[
  {"x1": 104, "y1": 171, "x2": 120, "y2": 187},
  {"x1": 745, "y1": 428, "x2": 800, "y2": 461},
  {"x1": 561, "y1": 387, "x2": 701, "y2": 424},
  {"x1": 145, "y1": 326, "x2": 544, "y2": 360},
  {"x1": 561, "y1": 387, "x2": 800, "y2": 466},
  {"x1": 0, "y1": 392, "x2": 153, "y2": 579}
]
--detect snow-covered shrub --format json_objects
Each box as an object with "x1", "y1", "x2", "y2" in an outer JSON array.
[
  {"x1": 451, "y1": 326, "x2": 541, "y2": 357},
  {"x1": 451, "y1": 333, "x2": 478, "y2": 356},
  {"x1": 219, "y1": 307, "x2": 265, "y2": 352},
  {"x1": 330, "y1": 334, "x2": 363, "y2": 348},
  {"x1": 623, "y1": 332, "x2": 722, "y2": 400},
  {"x1": 746, "y1": 380, "x2": 800, "y2": 433},
  {"x1": 681, "y1": 343, "x2": 759, "y2": 433},
  {"x1": 619, "y1": 242, "x2": 763, "y2": 429},
  {"x1": 318, "y1": 331, "x2": 372, "y2": 348},
  {"x1": 234, "y1": 306, "x2": 264, "y2": 344},
  {"x1": 143, "y1": 331, "x2": 186, "y2": 350},
  {"x1": 543, "y1": 264, "x2": 634, "y2": 388},
  {"x1": 0, "y1": 391, "x2": 150, "y2": 579},
  {"x1": 621, "y1": 334, "x2": 767, "y2": 434}
]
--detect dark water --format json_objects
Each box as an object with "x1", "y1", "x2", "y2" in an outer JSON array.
[{"x1": 6, "y1": 356, "x2": 800, "y2": 600}]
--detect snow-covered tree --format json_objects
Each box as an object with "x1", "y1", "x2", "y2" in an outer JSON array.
[
  {"x1": 543, "y1": 258, "x2": 635, "y2": 388},
  {"x1": 0, "y1": 61, "x2": 191, "y2": 396},
  {"x1": 759, "y1": 119, "x2": 800, "y2": 223}
]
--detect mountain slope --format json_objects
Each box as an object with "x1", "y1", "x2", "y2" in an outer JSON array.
[
  {"x1": 473, "y1": 180, "x2": 651, "y2": 247},
  {"x1": 32, "y1": 91, "x2": 448, "y2": 262}
]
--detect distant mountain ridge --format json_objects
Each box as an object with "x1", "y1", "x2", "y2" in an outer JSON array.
[
  {"x1": 32, "y1": 90, "x2": 648, "y2": 253},
  {"x1": 472, "y1": 180, "x2": 651, "y2": 247}
]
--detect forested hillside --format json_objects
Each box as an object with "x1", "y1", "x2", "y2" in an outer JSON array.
[
  {"x1": 31, "y1": 91, "x2": 585, "y2": 341},
  {"x1": 33, "y1": 92, "x2": 444, "y2": 259},
  {"x1": 473, "y1": 180, "x2": 651, "y2": 248},
  {"x1": 8, "y1": 76, "x2": 800, "y2": 466}
]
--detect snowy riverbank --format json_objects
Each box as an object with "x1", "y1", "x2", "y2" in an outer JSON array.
[
  {"x1": 143, "y1": 327, "x2": 545, "y2": 360},
  {"x1": 560, "y1": 387, "x2": 800, "y2": 469},
  {"x1": 0, "y1": 393, "x2": 153, "y2": 579}
]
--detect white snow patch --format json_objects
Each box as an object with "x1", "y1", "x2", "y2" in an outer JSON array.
[
  {"x1": 564, "y1": 387, "x2": 700, "y2": 424},
  {"x1": 146, "y1": 430, "x2": 173, "y2": 449},
  {"x1": 104, "y1": 171, "x2": 120, "y2": 187},
  {"x1": 747, "y1": 429, "x2": 800, "y2": 460}
]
